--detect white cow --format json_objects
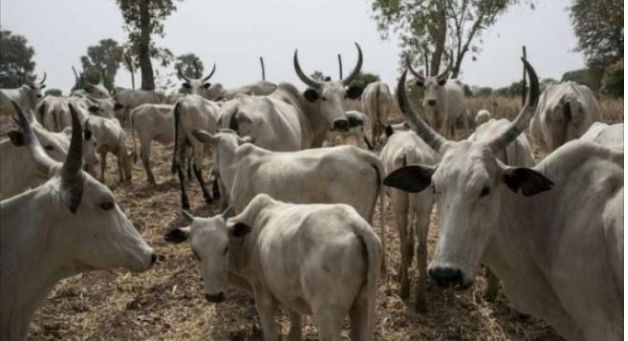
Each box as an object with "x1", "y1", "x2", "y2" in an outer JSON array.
[
  {"x1": 385, "y1": 61, "x2": 623, "y2": 341},
  {"x1": 70, "y1": 67, "x2": 111, "y2": 99},
  {"x1": 580, "y1": 122, "x2": 623, "y2": 149},
  {"x1": 362, "y1": 81, "x2": 394, "y2": 147},
  {"x1": 407, "y1": 60, "x2": 469, "y2": 139},
  {"x1": 171, "y1": 95, "x2": 221, "y2": 209},
  {"x1": 326, "y1": 110, "x2": 373, "y2": 150},
  {"x1": 530, "y1": 81, "x2": 603, "y2": 152},
  {"x1": 83, "y1": 115, "x2": 133, "y2": 183},
  {"x1": 166, "y1": 194, "x2": 381, "y2": 341},
  {"x1": 380, "y1": 129, "x2": 438, "y2": 312},
  {"x1": 0, "y1": 73, "x2": 46, "y2": 117},
  {"x1": 474, "y1": 109, "x2": 492, "y2": 127},
  {"x1": 0, "y1": 102, "x2": 156, "y2": 341},
  {"x1": 112, "y1": 87, "x2": 166, "y2": 123},
  {"x1": 35, "y1": 96, "x2": 92, "y2": 132}
]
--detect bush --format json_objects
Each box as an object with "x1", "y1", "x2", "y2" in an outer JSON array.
[{"x1": 602, "y1": 59, "x2": 623, "y2": 98}]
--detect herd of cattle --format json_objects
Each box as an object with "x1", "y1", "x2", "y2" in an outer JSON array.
[{"x1": 0, "y1": 43, "x2": 623, "y2": 341}]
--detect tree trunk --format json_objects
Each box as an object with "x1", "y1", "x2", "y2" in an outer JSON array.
[
  {"x1": 138, "y1": 0, "x2": 155, "y2": 90},
  {"x1": 430, "y1": 7, "x2": 447, "y2": 76}
]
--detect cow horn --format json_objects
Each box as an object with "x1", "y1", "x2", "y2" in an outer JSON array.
[
  {"x1": 342, "y1": 43, "x2": 363, "y2": 85},
  {"x1": 177, "y1": 65, "x2": 191, "y2": 83},
  {"x1": 436, "y1": 67, "x2": 451, "y2": 82},
  {"x1": 397, "y1": 70, "x2": 448, "y2": 152},
  {"x1": 337, "y1": 54, "x2": 343, "y2": 80},
  {"x1": 260, "y1": 57, "x2": 266, "y2": 81},
  {"x1": 40, "y1": 72, "x2": 47, "y2": 84},
  {"x1": 10, "y1": 100, "x2": 57, "y2": 176},
  {"x1": 293, "y1": 49, "x2": 322, "y2": 89},
  {"x1": 487, "y1": 58, "x2": 539, "y2": 152},
  {"x1": 182, "y1": 210, "x2": 195, "y2": 224},
  {"x1": 202, "y1": 63, "x2": 216, "y2": 82},
  {"x1": 406, "y1": 56, "x2": 425, "y2": 84},
  {"x1": 221, "y1": 206, "x2": 233, "y2": 219},
  {"x1": 61, "y1": 104, "x2": 85, "y2": 198},
  {"x1": 72, "y1": 66, "x2": 80, "y2": 83}
]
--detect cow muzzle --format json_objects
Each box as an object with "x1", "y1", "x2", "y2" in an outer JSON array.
[
  {"x1": 427, "y1": 99, "x2": 437, "y2": 107},
  {"x1": 428, "y1": 265, "x2": 470, "y2": 289},
  {"x1": 332, "y1": 119, "x2": 349, "y2": 132},
  {"x1": 205, "y1": 292, "x2": 225, "y2": 303}
]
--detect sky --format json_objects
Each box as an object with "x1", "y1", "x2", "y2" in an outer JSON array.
[{"x1": 0, "y1": 0, "x2": 584, "y2": 93}]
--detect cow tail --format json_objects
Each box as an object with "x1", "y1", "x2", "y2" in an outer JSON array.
[
  {"x1": 365, "y1": 152, "x2": 387, "y2": 274},
  {"x1": 130, "y1": 107, "x2": 138, "y2": 163},
  {"x1": 403, "y1": 153, "x2": 416, "y2": 257},
  {"x1": 352, "y1": 218, "x2": 382, "y2": 341},
  {"x1": 171, "y1": 102, "x2": 181, "y2": 175}
]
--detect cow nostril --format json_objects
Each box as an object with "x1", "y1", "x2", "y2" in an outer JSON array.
[
  {"x1": 205, "y1": 292, "x2": 225, "y2": 303},
  {"x1": 333, "y1": 120, "x2": 349, "y2": 132},
  {"x1": 427, "y1": 100, "x2": 437, "y2": 107},
  {"x1": 429, "y1": 266, "x2": 463, "y2": 288}
]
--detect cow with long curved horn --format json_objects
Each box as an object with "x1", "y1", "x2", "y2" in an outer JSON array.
[
  {"x1": 178, "y1": 63, "x2": 217, "y2": 97},
  {"x1": 0, "y1": 70, "x2": 47, "y2": 116},
  {"x1": 1, "y1": 101, "x2": 157, "y2": 341},
  {"x1": 406, "y1": 56, "x2": 468, "y2": 138},
  {"x1": 293, "y1": 42, "x2": 365, "y2": 132}
]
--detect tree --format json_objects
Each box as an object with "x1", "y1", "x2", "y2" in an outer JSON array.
[
  {"x1": 601, "y1": 58, "x2": 623, "y2": 97},
  {"x1": 310, "y1": 71, "x2": 329, "y2": 82},
  {"x1": 44, "y1": 89, "x2": 63, "y2": 97},
  {"x1": 346, "y1": 71, "x2": 380, "y2": 89},
  {"x1": 570, "y1": 0, "x2": 623, "y2": 69},
  {"x1": 540, "y1": 78, "x2": 558, "y2": 92},
  {"x1": 0, "y1": 28, "x2": 36, "y2": 88},
  {"x1": 79, "y1": 39, "x2": 124, "y2": 91},
  {"x1": 371, "y1": 0, "x2": 533, "y2": 78},
  {"x1": 494, "y1": 80, "x2": 524, "y2": 97},
  {"x1": 115, "y1": 0, "x2": 181, "y2": 90},
  {"x1": 175, "y1": 53, "x2": 204, "y2": 79}
]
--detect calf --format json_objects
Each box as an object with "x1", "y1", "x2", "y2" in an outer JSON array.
[
  {"x1": 167, "y1": 194, "x2": 381, "y2": 341},
  {"x1": 326, "y1": 110, "x2": 373, "y2": 150},
  {"x1": 83, "y1": 116, "x2": 132, "y2": 183},
  {"x1": 1, "y1": 102, "x2": 155, "y2": 341},
  {"x1": 380, "y1": 128, "x2": 438, "y2": 312}
]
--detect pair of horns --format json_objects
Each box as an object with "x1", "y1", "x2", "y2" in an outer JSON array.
[
  {"x1": 177, "y1": 63, "x2": 217, "y2": 83},
  {"x1": 294, "y1": 43, "x2": 363, "y2": 88}
]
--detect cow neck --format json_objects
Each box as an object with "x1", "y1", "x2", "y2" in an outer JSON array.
[
  {"x1": 305, "y1": 102, "x2": 331, "y2": 148},
  {"x1": 227, "y1": 228, "x2": 259, "y2": 281},
  {"x1": 0, "y1": 189, "x2": 79, "y2": 340}
]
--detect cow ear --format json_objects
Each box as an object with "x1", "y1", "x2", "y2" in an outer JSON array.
[
  {"x1": 182, "y1": 83, "x2": 192, "y2": 89},
  {"x1": 8, "y1": 130, "x2": 25, "y2": 147},
  {"x1": 303, "y1": 88, "x2": 319, "y2": 102},
  {"x1": 385, "y1": 125, "x2": 394, "y2": 138},
  {"x1": 346, "y1": 86, "x2": 364, "y2": 99},
  {"x1": 114, "y1": 102, "x2": 124, "y2": 111},
  {"x1": 84, "y1": 87, "x2": 93, "y2": 93},
  {"x1": 40, "y1": 84, "x2": 46, "y2": 90},
  {"x1": 192, "y1": 129, "x2": 217, "y2": 144},
  {"x1": 437, "y1": 79, "x2": 447, "y2": 86},
  {"x1": 502, "y1": 167, "x2": 554, "y2": 197},
  {"x1": 203, "y1": 83, "x2": 212, "y2": 89},
  {"x1": 323, "y1": 76, "x2": 332, "y2": 82},
  {"x1": 415, "y1": 81, "x2": 424, "y2": 88},
  {"x1": 84, "y1": 128, "x2": 92, "y2": 141},
  {"x1": 230, "y1": 222, "x2": 252, "y2": 238},
  {"x1": 88, "y1": 105, "x2": 99, "y2": 113},
  {"x1": 383, "y1": 165, "x2": 435, "y2": 193},
  {"x1": 164, "y1": 227, "x2": 191, "y2": 244}
]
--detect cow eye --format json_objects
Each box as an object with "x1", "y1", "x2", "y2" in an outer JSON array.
[
  {"x1": 223, "y1": 246, "x2": 229, "y2": 255},
  {"x1": 193, "y1": 250, "x2": 201, "y2": 261},
  {"x1": 321, "y1": 96, "x2": 328, "y2": 101},
  {"x1": 44, "y1": 145, "x2": 54, "y2": 151},
  {"x1": 100, "y1": 202, "x2": 115, "y2": 210},
  {"x1": 480, "y1": 186, "x2": 490, "y2": 197}
]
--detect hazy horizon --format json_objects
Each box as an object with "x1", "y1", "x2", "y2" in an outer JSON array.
[{"x1": 0, "y1": 0, "x2": 584, "y2": 93}]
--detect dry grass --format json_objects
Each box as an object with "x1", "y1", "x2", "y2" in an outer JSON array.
[{"x1": 1, "y1": 96, "x2": 622, "y2": 341}]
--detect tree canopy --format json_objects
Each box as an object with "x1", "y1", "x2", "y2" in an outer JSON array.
[
  {"x1": 0, "y1": 28, "x2": 36, "y2": 88},
  {"x1": 570, "y1": 0, "x2": 623, "y2": 68},
  {"x1": 175, "y1": 53, "x2": 204, "y2": 79},
  {"x1": 78, "y1": 39, "x2": 124, "y2": 91}
]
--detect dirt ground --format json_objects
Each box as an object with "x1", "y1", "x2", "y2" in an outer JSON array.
[{"x1": 2, "y1": 97, "x2": 622, "y2": 341}]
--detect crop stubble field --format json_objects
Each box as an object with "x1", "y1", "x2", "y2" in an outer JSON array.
[{"x1": 0, "y1": 97, "x2": 622, "y2": 341}]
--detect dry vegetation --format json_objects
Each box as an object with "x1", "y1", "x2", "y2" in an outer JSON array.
[{"x1": 0, "y1": 97, "x2": 622, "y2": 341}]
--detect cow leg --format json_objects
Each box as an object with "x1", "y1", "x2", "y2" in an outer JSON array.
[
  {"x1": 100, "y1": 151, "x2": 107, "y2": 183},
  {"x1": 186, "y1": 157, "x2": 193, "y2": 182},
  {"x1": 192, "y1": 162, "x2": 213, "y2": 205},
  {"x1": 211, "y1": 176, "x2": 221, "y2": 200},
  {"x1": 312, "y1": 306, "x2": 344, "y2": 341},
  {"x1": 349, "y1": 284, "x2": 369, "y2": 341},
  {"x1": 176, "y1": 163, "x2": 190, "y2": 210},
  {"x1": 484, "y1": 268, "x2": 500, "y2": 301},
  {"x1": 117, "y1": 153, "x2": 124, "y2": 183},
  {"x1": 218, "y1": 178, "x2": 229, "y2": 211},
  {"x1": 413, "y1": 196, "x2": 432, "y2": 314},
  {"x1": 287, "y1": 311, "x2": 302, "y2": 341},
  {"x1": 254, "y1": 291, "x2": 278, "y2": 341},
  {"x1": 140, "y1": 143, "x2": 156, "y2": 185},
  {"x1": 392, "y1": 191, "x2": 411, "y2": 299}
]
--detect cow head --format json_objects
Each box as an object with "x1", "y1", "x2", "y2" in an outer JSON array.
[
  {"x1": 8, "y1": 117, "x2": 69, "y2": 163},
  {"x1": 10, "y1": 100, "x2": 156, "y2": 273},
  {"x1": 178, "y1": 63, "x2": 220, "y2": 98},
  {"x1": 293, "y1": 43, "x2": 364, "y2": 132},
  {"x1": 23, "y1": 72, "x2": 47, "y2": 100},
  {"x1": 407, "y1": 58, "x2": 450, "y2": 110},
  {"x1": 85, "y1": 96, "x2": 117, "y2": 119},
  {"x1": 384, "y1": 59, "x2": 552, "y2": 289},
  {"x1": 544, "y1": 93, "x2": 586, "y2": 151},
  {"x1": 165, "y1": 207, "x2": 246, "y2": 303}
]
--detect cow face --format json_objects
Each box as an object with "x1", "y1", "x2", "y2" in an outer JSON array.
[
  {"x1": 11, "y1": 100, "x2": 156, "y2": 274},
  {"x1": 544, "y1": 96, "x2": 585, "y2": 151},
  {"x1": 414, "y1": 73, "x2": 449, "y2": 110},
  {"x1": 178, "y1": 63, "x2": 220, "y2": 99},
  {"x1": 83, "y1": 82, "x2": 111, "y2": 99},
  {"x1": 8, "y1": 125, "x2": 69, "y2": 163},
  {"x1": 86, "y1": 97, "x2": 117, "y2": 119},
  {"x1": 385, "y1": 141, "x2": 553, "y2": 289},
  {"x1": 24, "y1": 72, "x2": 47, "y2": 99},
  {"x1": 303, "y1": 81, "x2": 364, "y2": 132},
  {"x1": 167, "y1": 211, "x2": 249, "y2": 303}
]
